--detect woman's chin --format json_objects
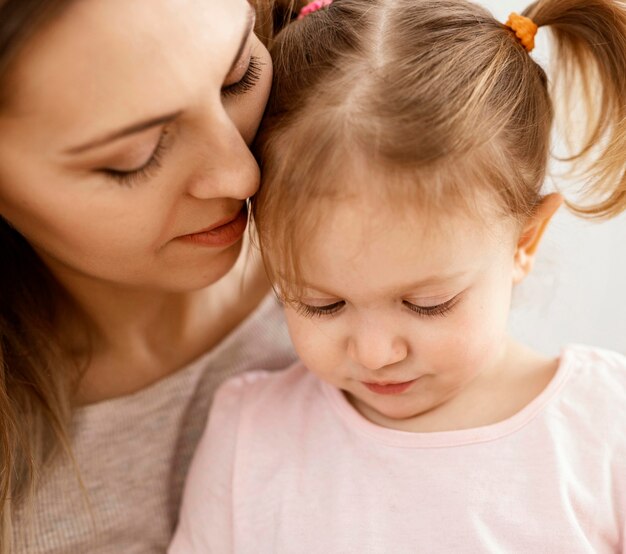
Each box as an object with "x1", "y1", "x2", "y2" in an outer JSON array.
[{"x1": 155, "y1": 237, "x2": 245, "y2": 292}]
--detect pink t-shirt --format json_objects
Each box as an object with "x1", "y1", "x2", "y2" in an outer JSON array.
[{"x1": 169, "y1": 344, "x2": 626, "y2": 553}]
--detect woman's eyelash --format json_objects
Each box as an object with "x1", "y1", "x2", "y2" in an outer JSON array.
[
  {"x1": 100, "y1": 130, "x2": 169, "y2": 187},
  {"x1": 403, "y1": 296, "x2": 459, "y2": 318},
  {"x1": 297, "y1": 301, "x2": 345, "y2": 318},
  {"x1": 222, "y1": 56, "x2": 262, "y2": 97}
]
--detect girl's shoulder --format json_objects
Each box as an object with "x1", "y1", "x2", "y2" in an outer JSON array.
[
  {"x1": 561, "y1": 343, "x2": 626, "y2": 378},
  {"x1": 216, "y1": 361, "x2": 312, "y2": 399},
  {"x1": 211, "y1": 361, "x2": 322, "y2": 427},
  {"x1": 557, "y1": 343, "x2": 626, "y2": 413}
]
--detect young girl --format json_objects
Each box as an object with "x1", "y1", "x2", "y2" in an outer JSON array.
[{"x1": 170, "y1": 0, "x2": 626, "y2": 551}]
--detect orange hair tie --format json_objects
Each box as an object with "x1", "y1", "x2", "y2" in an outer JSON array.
[{"x1": 505, "y1": 12, "x2": 538, "y2": 53}]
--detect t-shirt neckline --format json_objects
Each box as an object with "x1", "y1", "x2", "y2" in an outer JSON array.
[{"x1": 320, "y1": 346, "x2": 575, "y2": 448}]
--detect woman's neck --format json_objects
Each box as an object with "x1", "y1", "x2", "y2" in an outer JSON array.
[{"x1": 43, "y1": 248, "x2": 270, "y2": 405}]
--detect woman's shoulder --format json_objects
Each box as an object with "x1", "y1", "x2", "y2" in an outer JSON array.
[{"x1": 201, "y1": 292, "x2": 296, "y2": 372}]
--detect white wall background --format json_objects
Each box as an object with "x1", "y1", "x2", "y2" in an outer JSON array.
[{"x1": 477, "y1": 0, "x2": 626, "y2": 355}]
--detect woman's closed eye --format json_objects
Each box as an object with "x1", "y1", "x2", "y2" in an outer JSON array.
[
  {"x1": 96, "y1": 55, "x2": 263, "y2": 188},
  {"x1": 98, "y1": 129, "x2": 170, "y2": 187},
  {"x1": 222, "y1": 56, "x2": 262, "y2": 98}
]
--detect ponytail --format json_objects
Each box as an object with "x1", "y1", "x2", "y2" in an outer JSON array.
[{"x1": 524, "y1": 0, "x2": 626, "y2": 217}]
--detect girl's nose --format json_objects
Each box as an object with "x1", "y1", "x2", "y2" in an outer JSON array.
[{"x1": 347, "y1": 324, "x2": 408, "y2": 371}]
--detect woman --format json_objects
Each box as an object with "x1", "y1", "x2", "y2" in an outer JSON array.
[{"x1": 0, "y1": 0, "x2": 297, "y2": 551}]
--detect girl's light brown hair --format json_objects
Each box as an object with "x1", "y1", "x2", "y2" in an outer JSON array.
[
  {"x1": 252, "y1": 0, "x2": 626, "y2": 297},
  {"x1": 0, "y1": 0, "x2": 298, "y2": 550}
]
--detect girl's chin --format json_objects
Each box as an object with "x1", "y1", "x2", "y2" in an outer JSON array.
[{"x1": 350, "y1": 394, "x2": 425, "y2": 424}]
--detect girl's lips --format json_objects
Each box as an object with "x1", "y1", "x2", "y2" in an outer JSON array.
[
  {"x1": 178, "y1": 207, "x2": 247, "y2": 248},
  {"x1": 363, "y1": 379, "x2": 419, "y2": 395}
]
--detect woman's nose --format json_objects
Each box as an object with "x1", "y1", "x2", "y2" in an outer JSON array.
[
  {"x1": 185, "y1": 116, "x2": 260, "y2": 201},
  {"x1": 347, "y1": 322, "x2": 408, "y2": 371}
]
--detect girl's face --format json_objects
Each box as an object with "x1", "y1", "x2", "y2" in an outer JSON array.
[
  {"x1": 284, "y1": 193, "x2": 521, "y2": 429},
  {"x1": 0, "y1": 0, "x2": 272, "y2": 291}
]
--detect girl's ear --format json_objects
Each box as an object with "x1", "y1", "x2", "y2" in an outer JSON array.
[{"x1": 512, "y1": 193, "x2": 563, "y2": 284}]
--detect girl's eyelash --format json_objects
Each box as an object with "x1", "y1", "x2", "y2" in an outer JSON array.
[
  {"x1": 100, "y1": 129, "x2": 169, "y2": 187},
  {"x1": 403, "y1": 296, "x2": 459, "y2": 318},
  {"x1": 297, "y1": 301, "x2": 345, "y2": 318},
  {"x1": 222, "y1": 56, "x2": 263, "y2": 97},
  {"x1": 296, "y1": 296, "x2": 460, "y2": 319}
]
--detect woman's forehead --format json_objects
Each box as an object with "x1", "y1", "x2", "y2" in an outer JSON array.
[{"x1": 2, "y1": 0, "x2": 250, "y2": 135}]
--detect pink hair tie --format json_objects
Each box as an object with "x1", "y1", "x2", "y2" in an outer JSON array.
[{"x1": 297, "y1": 0, "x2": 333, "y2": 20}]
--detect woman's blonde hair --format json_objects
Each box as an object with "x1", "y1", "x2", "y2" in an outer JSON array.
[
  {"x1": 0, "y1": 0, "x2": 298, "y2": 550},
  {"x1": 253, "y1": 0, "x2": 626, "y2": 296}
]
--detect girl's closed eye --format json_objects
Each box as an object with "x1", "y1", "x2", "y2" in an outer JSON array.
[
  {"x1": 295, "y1": 294, "x2": 461, "y2": 319},
  {"x1": 296, "y1": 300, "x2": 345, "y2": 318},
  {"x1": 403, "y1": 294, "x2": 460, "y2": 318}
]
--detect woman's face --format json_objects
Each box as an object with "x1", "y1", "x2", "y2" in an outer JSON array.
[{"x1": 0, "y1": 0, "x2": 272, "y2": 291}]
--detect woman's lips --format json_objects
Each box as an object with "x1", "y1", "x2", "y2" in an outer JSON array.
[
  {"x1": 178, "y1": 206, "x2": 248, "y2": 248},
  {"x1": 363, "y1": 379, "x2": 419, "y2": 395}
]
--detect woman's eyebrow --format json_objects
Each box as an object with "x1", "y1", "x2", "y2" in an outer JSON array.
[
  {"x1": 64, "y1": 7, "x2": 254, "y2": 156},
  {"x1": 64, "y1": 111, "x2": 181, "y2": 155},
  {"x1": 65, "y1": 9, "x2": 255, "y2": 156},
  {"x1": 227, "y1": 5, "x2": 256, "y2": 75}
]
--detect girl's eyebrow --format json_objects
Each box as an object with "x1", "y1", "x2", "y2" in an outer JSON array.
[
  {"x1": 400, "y1": 271, "x2": 468, "y2": 290},
  {"x1": 300, "y1": 271, "x2": 469, "y2": 297}
]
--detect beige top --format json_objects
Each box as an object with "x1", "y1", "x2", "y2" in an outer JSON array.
[{"x1": 12, "y1": 294, "x2": 296, "y2": 553}]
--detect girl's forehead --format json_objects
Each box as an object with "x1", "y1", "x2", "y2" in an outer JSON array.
[
  {"x1": 295, "y1": 196, "x2": 515, "y2": 294},
  {"x1": 305, "y1": 179, "x2": 510, "y2": 244}
]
